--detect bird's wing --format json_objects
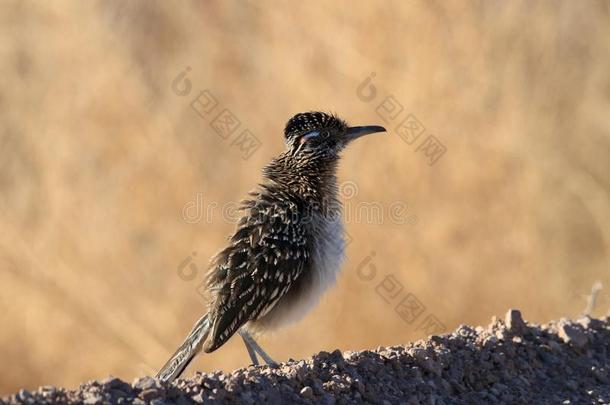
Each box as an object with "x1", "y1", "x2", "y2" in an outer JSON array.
[{"x1": 203, "y1": 193, "x2": 309, "y2": 352}]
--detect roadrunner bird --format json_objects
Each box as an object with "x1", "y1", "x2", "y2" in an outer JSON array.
[{"x1": 156, "y1": 111, "x2": 386, "y2": 382}]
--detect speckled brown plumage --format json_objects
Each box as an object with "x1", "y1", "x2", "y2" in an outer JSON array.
[{"x1": 156, "y1": 111, "x2": 385, "y2": 383}]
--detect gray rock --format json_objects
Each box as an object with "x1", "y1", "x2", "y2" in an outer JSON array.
[
  {"x1": 82, "y1": 392, "x2": 103, "y2": 404},
  {"x1": 140, "y1": 388, "x2": 161, "y2": 401},
  {"x1": 558, "y1": 322, "x2": 588, "y2": 348},
  {"x1": 17, "y1": 389, "x2": 32, "y2": 401},
  {"x1": 300, "y1": 386, "x2": 314, "y2": 398},
  {"x1": 133, "y1": 376, "x2": 160, "y2": 391},
  {"x1": 505, "y1": 309, "x2": 528, "y2": 335}
]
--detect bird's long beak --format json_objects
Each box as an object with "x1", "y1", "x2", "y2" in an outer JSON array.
[{"x1": 345, "y1": 125, "x2": 387, "y2": 141}]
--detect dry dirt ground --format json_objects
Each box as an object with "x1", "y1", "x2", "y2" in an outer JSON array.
[{"x1": 2, "y1": 310, "x2": 609, "y2": 404}]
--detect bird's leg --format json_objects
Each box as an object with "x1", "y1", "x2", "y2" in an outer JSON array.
[
  {"x1": 239, "y1": 329, "x2": 277, "y2": 366},
  {"x1": 238, "y1": 330, "x2": 260, "y2": 365}
]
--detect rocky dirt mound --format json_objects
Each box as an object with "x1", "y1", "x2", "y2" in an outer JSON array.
[{"x1": 3, "y1": 310, "x2": 609, "y2": 404}]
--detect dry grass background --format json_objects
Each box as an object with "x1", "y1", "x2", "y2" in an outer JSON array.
[{"x1": 1, "y1": 0, "x2": 609, "y2": 395}]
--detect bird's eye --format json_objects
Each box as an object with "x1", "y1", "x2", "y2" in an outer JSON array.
[{"x1": 299, "y1": 130, "x2": 320, "y2": 145}]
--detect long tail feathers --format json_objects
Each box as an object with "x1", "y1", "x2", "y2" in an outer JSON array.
[{"x1": 156, "y1": 314, "x2": 210, "y2": 383}]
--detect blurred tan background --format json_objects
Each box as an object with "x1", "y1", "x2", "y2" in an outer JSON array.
[{"x1": 1, "y1": 0, "x2": 609, "y2": 394}]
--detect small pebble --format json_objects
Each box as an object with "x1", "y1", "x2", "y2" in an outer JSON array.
[
  {"x1": 506, "y1": 309, "x2": 528, "y2": 335},
  {"x1": 133, "y1": 376, "x2": 159, "y2": 391},
  {"x1": 300, "y1": 386, "x2": 314, "y2": 398},
  {"x1": 558, "y1": 322, "x2": 588, "y2": 348}
]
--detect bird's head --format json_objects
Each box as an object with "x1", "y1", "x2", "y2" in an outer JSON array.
[{"x1": 283, "y1": 111, "x2": 386, "y2": 158}]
